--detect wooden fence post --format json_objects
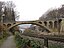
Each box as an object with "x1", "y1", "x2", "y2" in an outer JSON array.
[{"x1": 44, "y1": 38, "x2": 48, "y2": 48}]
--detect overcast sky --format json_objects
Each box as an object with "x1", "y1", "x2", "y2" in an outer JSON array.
[{"x1": 0, "y1": 0, "x2": 64, "y2": 21}]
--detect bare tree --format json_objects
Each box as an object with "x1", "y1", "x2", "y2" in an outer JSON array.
[
  {"x1": 39, "y1": 5, "x2": 64, "y2": 21},
  {"x1": 2, "y1": 1, "x2": 19, "y2": 22},
  {"x1": 0, "y1": 2, "x2": 4, "y2": 22}
]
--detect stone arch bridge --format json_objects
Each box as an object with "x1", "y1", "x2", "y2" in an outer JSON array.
[{"x1": 3, "y1": 18, "x2": 64, "y2": 33}]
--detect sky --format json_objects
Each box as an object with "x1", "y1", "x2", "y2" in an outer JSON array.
[{"x1": 0, "y1": 0, "x2": 64, "y2": 21}]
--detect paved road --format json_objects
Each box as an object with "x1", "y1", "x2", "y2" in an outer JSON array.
[{"x1": 0, "y1": 36, "x2": 16, "y2": 48}]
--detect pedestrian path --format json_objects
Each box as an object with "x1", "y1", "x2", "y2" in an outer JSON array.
[{"x1": 0, "y1": 36, "x2": 16, "y2": 48}]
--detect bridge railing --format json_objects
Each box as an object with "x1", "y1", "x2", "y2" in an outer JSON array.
[{"x1": 18, "y1": 33, "x2": 64, "y2": 48}]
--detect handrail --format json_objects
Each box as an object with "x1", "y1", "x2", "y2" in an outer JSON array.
[
  {"x1": 18, "y1": 34, "x2": 64, "y2": 48},
  {"x1": 19, "y1": 34, "x2": 64, "y2": 42}
]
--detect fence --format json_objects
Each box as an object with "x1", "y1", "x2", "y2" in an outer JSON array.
[{"x1": 18, "y1": 34, "x2": 64, "y2": 48}]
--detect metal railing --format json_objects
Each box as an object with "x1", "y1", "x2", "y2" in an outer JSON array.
[{"x1": 18, "y1": 33, "x2": 64, "y2": 48}]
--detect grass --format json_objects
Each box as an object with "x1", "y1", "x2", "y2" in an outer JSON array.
[
  {"x1": 0, "y1": 39, "x2": 3, "y2": 46},
  {"x1": 14, "y1": 33, "x2": 44, "y2": 48},
  {"x1": 0, "y1": 38, "x2": 6, "y2": 46},
  {"x1": 14, "y1": 32, "x2": 64, "y2": 48},
  {"x1": 48, "y1": 43, "x2": 64, "y2": 48},
  {"x1": 0, "y1": 31, "x2": 11, "y2": 46}
]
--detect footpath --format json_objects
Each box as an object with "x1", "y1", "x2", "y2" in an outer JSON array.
[{"x1": 0, "y1": 36, "x2": 16, "y2": 48}]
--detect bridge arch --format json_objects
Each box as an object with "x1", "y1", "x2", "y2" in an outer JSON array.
[
  {"x1": 7, "y1": 24, "x2": 11, "y2": 27},
  {"x1": 38, "y1": 21, "x2": 42, "y2": 24},
  {"x1": 54, "y1": 21, "x2": 57, "y2": 28},
  {"x1": 49, "y1": 21, "x2": 53, "y2": 28},
  {"x1": 44, "y1": 21, "x2": 47, "y2": 26},
  {"x1": 7, "y1": 21, "x2": 52, "y2": 32},
  {"x1": 3, "y1": 24, "x2": 6, "y2": 27}
]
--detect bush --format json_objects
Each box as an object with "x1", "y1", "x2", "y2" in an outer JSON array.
[{"x1": 15, "y1": 34, "x2": 44, "y2": 48}]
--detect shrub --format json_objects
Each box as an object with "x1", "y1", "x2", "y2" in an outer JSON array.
[{"x1": 15, "y1": 34, "x2": 44, "y2": 48}]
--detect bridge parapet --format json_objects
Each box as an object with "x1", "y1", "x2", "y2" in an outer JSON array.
[
  {"x1": 3, "y1": 19, "x2": 63, "y2": 33},
  {"x1": 6, "y1": 20, "x2": 53, "y2": 33}
]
